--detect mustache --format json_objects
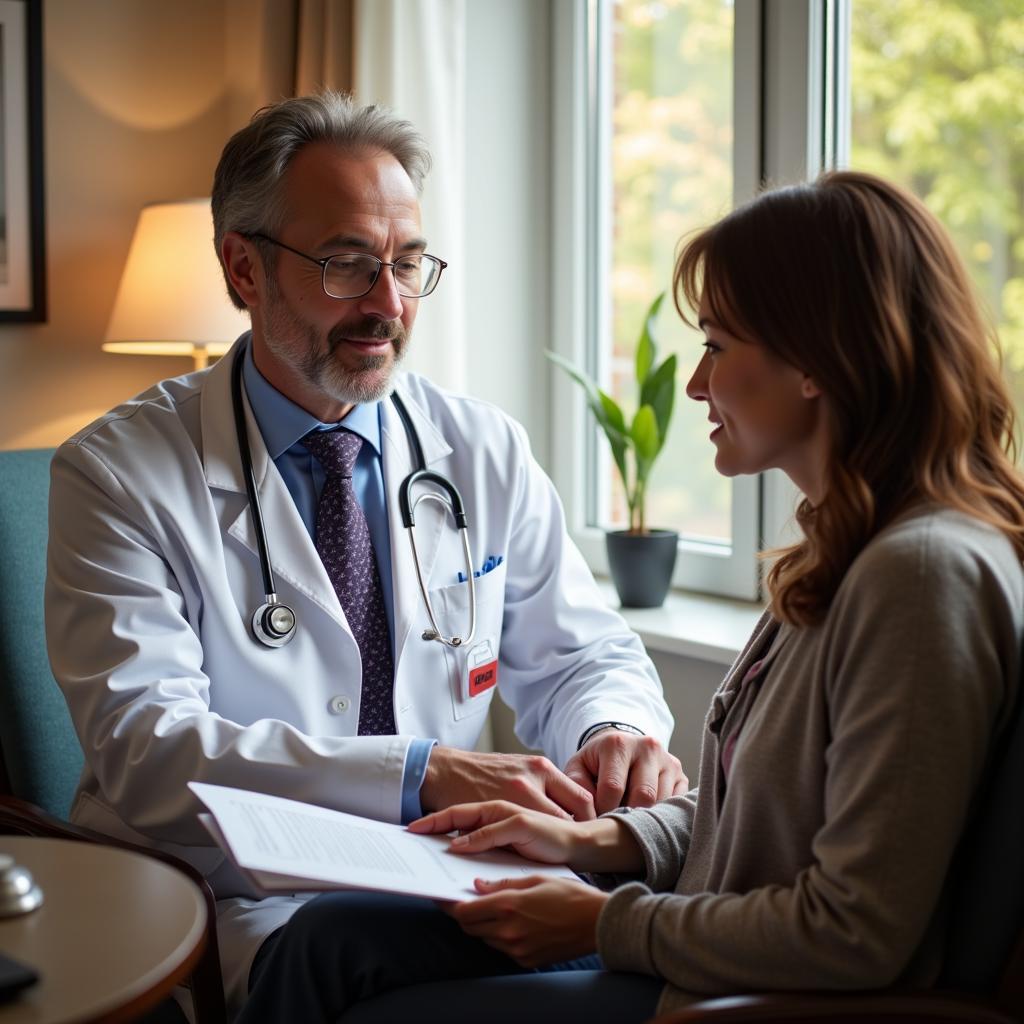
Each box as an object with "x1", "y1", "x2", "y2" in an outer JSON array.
[{"x1": 327, "y1": 319, "x2": 407, "y2": 349}]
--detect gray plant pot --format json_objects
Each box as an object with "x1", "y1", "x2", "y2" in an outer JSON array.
[{"x1": 606, "y1": 529, "x2": 679, "y2": 608}]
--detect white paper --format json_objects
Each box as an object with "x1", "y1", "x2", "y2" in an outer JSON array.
[{"x1": 190, "y1": 782, "x2": 578, "y2": 902}]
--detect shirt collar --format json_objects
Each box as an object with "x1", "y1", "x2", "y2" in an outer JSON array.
[{"x1": 241, "y1": 338, "x2": 382, "y2": 458}]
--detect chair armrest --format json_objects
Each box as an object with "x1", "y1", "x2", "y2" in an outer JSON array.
[
  {"x1": 0, "y1": 795, "x2": 227, "y2": 1024},
  {"x1": 648, "y1": 992, "x2": 1017, "y2": 1024}
]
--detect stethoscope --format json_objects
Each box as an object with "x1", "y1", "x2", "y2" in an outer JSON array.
[{"x1": 230, "y1": 345, "x2": 477, "y2": 651}]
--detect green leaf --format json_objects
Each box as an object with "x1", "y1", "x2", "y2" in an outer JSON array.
[
  {"x1": 635, "y1": 292, "x2": 666, "y2": 388},
  {"x1": 546, "y1": 351, "x2": 631, "y2": 491},
  {"x1": 639, "y1": 354, "x2": 677, "y2": 453},
  {"x1": 631, "y1": 404, "x2": 660, "y2": 469},
  {"x1": 598, "y1": 389, "x2": 627, "y2": 435},
  {"x1": 598, "y1": 389, "x2": 629, "y2": 486},
  {"x1": 547, "y1": 351, "x2": 612, "y2": 431},
  {"x1": 546, "y1": 350, "x2": 601, "y2": 407}
]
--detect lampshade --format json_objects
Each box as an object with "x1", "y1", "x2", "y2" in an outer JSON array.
[{"x1": 103, "y1": 199, "x2": 250, "y2": 369}]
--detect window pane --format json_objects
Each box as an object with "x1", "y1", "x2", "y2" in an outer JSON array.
[
  {"x1": 599, "y1": 0, "x2": 734, "y2": 542},
  {"x1": 850, "y1": 0, "x2": 1024, "y2": 415}
]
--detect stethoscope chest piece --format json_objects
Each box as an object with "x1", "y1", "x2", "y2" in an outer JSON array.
[{"x1": 252, "y1": 600, "x2": 297, "y2": 648}]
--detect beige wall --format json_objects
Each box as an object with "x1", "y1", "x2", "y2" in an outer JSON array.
[{"x1": 0, "y1": 0, "x2": 248, "y2": 450}]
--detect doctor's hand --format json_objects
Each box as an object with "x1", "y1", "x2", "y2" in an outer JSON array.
[
  {"x1": 564, "y1": 730, "x2": 687, "y2": 815},
  {"x1": 420, "y1": 747, "x2": 596, "y2": 821},
  {"x1": 449, "y1": 876, "x2": 607, "y2": 968}
]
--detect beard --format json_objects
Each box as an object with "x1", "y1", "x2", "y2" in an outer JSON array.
[{"x1": 262, "y1": 280, "x2": 409, "y2": 407}]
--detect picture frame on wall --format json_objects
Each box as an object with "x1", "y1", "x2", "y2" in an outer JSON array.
[{"x1": 0, "y1": 0, "x2": 44, "y2": 323}]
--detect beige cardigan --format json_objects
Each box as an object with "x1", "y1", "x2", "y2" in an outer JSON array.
[{"x1": 597, "y1": 507, "x2": 1023, "y2": 1015}]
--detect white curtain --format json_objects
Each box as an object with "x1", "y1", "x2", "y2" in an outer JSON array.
[{"x1": 352, "y1": 0, "x2": 467, "y2": 394}]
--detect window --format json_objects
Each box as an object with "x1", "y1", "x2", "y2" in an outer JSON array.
[
  {"x1": 552, "y1": 0, "x2": 764, "y2": 600},
  {"x1": 550, "y1": 1, "x2": 854, "y2": 602}
]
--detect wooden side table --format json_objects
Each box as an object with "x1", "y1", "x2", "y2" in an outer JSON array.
[{"x1": 0, "y1": 836, "x2": 207, "y2": 1023}]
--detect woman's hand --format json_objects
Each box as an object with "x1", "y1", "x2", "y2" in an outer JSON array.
[
  {"x1": 450, "y1": 875, "x2": 608, "y2": 968},
  {"x1": 410, "y1": 800, "x2": 580, "y2": 863},
  {"x1": 409, "y1": 800, "x2": 644, "y2": 873}
]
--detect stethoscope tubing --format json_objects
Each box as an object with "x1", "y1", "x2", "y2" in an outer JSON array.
[
  {"x1": 232, "y1": 347, "x2": 279, "y2": 601},
  {"x1": 231, "y1": 343, "x2": 476, "y2": 650}
]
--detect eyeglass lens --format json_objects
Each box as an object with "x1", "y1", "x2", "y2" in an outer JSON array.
[{"x1": 323, "y1": 254, "x2": 441, "y2": 299}]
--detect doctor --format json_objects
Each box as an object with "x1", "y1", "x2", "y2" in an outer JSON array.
[{"x1": 45, "y1": 92, "x2": 681, "y2": 1014}]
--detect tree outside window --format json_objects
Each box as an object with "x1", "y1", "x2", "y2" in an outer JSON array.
[{"x1": 850, "y1": 0, "x2": 1024, "y2": 414}]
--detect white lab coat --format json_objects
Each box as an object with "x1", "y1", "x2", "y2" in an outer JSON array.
[{"x1": 45, "y1": 339, "x2": 672, "y2": 1012}]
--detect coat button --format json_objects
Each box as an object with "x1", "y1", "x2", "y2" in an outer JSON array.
[{"x1": 328, "y1": 695, "x2": 351, "y2": 714}]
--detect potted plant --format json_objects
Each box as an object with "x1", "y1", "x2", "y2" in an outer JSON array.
[{"x1": 548, "y1": 293, "x2": 678, "y2": 607}]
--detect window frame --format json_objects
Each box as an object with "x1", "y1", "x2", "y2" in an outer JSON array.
[{"x1": 550, "y1": 0, "x2": 844, "y2": 602}]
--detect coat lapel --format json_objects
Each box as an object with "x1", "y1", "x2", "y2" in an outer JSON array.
[{"x1": 200, "y1": 341, "x2": 349, "y2": 632}]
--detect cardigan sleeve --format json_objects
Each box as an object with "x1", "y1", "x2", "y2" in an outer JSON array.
[
  {"x1": 597, "y1": 513, "x2": 1022, "y2": 995},
  {"x1": 597, "y1": 792, "x2": 700, "y2": 892}
]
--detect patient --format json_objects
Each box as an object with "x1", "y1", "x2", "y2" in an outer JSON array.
[{"x1": 239, "y1": 171, "x2": 1024, "y2": 1024}]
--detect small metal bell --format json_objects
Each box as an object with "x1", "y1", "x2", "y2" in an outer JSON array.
[{"x1": 0, "y1": 853, "x2": 44, "y2": 918}]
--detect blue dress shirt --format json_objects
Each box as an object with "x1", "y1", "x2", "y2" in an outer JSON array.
[{"x1": 241, "y1": 340, "x2": 434, "y2": 822}]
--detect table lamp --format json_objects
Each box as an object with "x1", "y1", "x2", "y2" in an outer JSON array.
[{"x1": 103, "y1": 199, "x2": 250, "y2": 370}]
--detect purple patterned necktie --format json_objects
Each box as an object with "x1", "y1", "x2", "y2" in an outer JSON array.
[{"x1": 302, "y1": 429, "x2": 396, "y2": 735}]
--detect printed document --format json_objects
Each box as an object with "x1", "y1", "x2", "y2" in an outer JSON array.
[{"x1": 190, "y1": 782, "x2": 579, "y2": 902}]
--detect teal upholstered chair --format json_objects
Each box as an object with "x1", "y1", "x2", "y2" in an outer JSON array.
[
  {"x1": 0, "y1": 448, "x2": 226, "y2": 1023},
  {"x1": 0, "y1": 448, "x2": 82, "y2": 816}
]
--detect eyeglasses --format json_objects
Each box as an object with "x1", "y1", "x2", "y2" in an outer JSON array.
[{"x1": 250, "y1": 233, "x2": 447, "y2": 300}]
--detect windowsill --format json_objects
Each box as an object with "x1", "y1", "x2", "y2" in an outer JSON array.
[{"x1": 598, "y1": 580, "x2": 762, "y2": 666}]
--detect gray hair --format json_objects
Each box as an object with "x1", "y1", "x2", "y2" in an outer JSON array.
[{"x1": 212, "y1": 91, "x2": 432, "y2": 309}]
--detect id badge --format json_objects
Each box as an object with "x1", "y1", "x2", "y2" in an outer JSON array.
[{"x1": 467, "y1": 639, "x2": 498, "y2": 698}]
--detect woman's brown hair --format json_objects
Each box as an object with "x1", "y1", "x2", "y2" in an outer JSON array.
[{"x1": 674, "y1": 170, "x2": 1024, "y2": 627}]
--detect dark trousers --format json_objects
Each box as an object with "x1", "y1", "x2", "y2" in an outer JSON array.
[{"x1": 236, "y1": 891, "x2": 663, "y2": 1024}]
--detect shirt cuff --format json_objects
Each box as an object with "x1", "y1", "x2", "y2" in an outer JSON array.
[{"x1": 400, "y1": 738, "x2": 437, "y2": 824}]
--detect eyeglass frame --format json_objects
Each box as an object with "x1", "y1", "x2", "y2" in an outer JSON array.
[{"x1": 247, "y1": 232, "x2": 448, "y2": 300}]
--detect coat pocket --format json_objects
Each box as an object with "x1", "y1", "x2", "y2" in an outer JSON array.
[{"x1": 430, "y1": 564, "x2": 506, "y2": 721}]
